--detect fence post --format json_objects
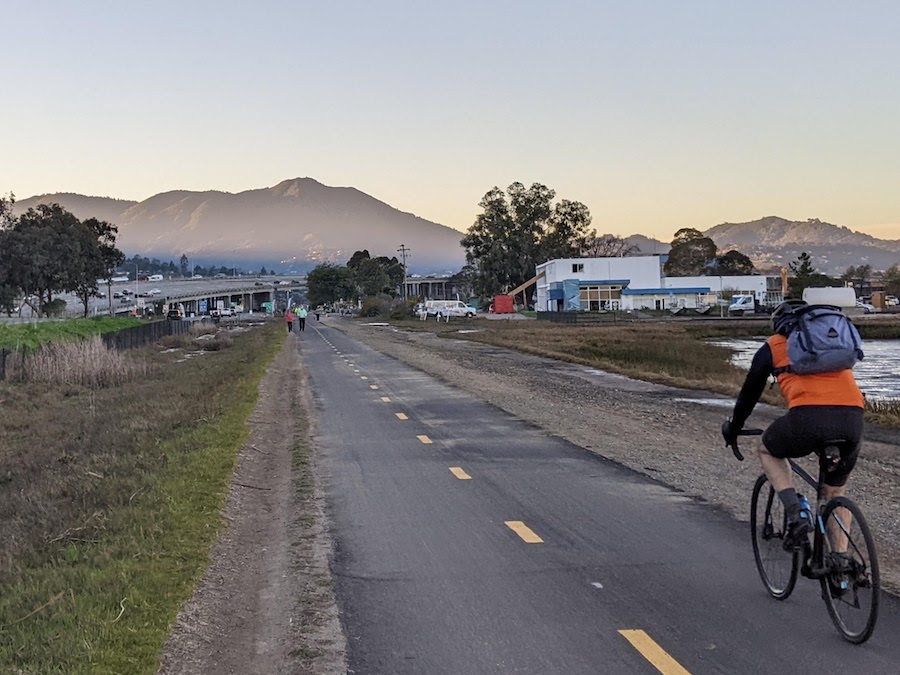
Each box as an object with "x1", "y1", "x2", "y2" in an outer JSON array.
[{"x1": 0, "y1": 349, "x2": 6, "y2": 382}]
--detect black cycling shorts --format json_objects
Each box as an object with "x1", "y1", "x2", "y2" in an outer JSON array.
[{"x1": 762, "y1": 406, "x2": 864, "y2": 487}]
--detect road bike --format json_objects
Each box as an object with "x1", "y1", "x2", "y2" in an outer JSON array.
[{"x1": 729, "y1": 428, "x2": 880, "y2": 644}]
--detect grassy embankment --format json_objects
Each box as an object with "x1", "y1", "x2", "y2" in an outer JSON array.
[
  {"x1": 0, "y1": 317, "x2": 142, "y2": 351},
  {"x1": 0, "y1": 320, "x2": 284, "y2": 673},
  {"x1": 391, "y1": 316, "x2": 900, "y2": 425}
]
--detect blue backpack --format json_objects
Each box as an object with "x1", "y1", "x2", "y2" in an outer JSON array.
[{"x1": 778, "y1": 305, "x2": 864, "y2": 375}]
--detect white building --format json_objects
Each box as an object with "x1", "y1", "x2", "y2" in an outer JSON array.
[
  {"x1": 535, "y1": 256, "x2": 778, "y2": 312},
  {"x1": 535, "y1": 256, "x2": 663, "y2": 311}
]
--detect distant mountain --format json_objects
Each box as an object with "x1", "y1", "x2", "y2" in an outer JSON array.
[
  {"x1": 706, "y1": 216, "x2": 900, "y2": 275},
  {"x1": 13, "y1": 178, "x2": 466, "y2": 273}
]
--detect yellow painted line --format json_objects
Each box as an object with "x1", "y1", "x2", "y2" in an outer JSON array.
[
  {"x1": 381, "y1": 396, "x2": 391, "y2": 402},
  {"x1": 417, "y1": 435, "x2": 432, "y2": 444},
  {"x1": 504, "y1": 521, "x2": 543, "y2": 544},
  {"x1": 619, "y1": 630, "x2": 691, "y2": 675},
  {"x1": 449, "y1": 467, "x2": 472, "y2": 480},
  {"x1": 395, "y1": 413, "x2": 408, "y2": 420},
  {"x1": 361, "y1": 376, "x2": 369, "y2": 380},
  {"x1": 370, "y1": 385, "x2": 379, "y2": 390}
]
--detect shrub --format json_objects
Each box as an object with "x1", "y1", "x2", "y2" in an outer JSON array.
[
  {"x1": 390, "y1": 298, "x2": 418, "y2": 320},
  {"x1": 203, "y1": 333, "x2": 233, "y2": 351},
  {"x1": 43, "y1": 299, "x2": 67, "y2": 317},
  {"x1": 360, "y1": 297, "x2": 382, "y2": 317}
]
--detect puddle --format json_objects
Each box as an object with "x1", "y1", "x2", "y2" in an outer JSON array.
[{"x1": 671, "y1": 397, "x2": 733, "y2": 408}]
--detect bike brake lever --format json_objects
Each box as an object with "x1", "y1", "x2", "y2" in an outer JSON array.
[{"x1": 730, "y1": 442, "x2": 744, "y2": 462}]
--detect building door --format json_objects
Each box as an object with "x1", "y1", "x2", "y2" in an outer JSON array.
[{"x1": 655, "y1": 298, "x2": 665, "y2": 310}]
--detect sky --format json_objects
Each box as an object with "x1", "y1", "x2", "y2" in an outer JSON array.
[{"x1": 3, "y1": 1, "x2": 900, "y2": 241}]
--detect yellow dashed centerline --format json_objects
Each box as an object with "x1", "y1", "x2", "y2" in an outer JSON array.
[
  {"x1": 417, "y1": 435, "x2": 432, "y2": 444},
  {"x1": 370, "y1": 385, "x2": 379, "y2": 390},
  {"x1": 381, "y1": 396, "x2": 391, "y2": 402},
  {"x1": 395, "y1": 413, "x2": 408, "y2": 420},
  {"x1": 504, "y1": 521, "x2": 543, "y2": 543},
  {"x1": 619, "y1": 630, "x2": 691, "y2": 675},
  {"x1": 449, "y1": 467, "x2": 472, "y2": 480},
  {"x1": 361, "y1": 376, "x2": 368, "y2": 380}
]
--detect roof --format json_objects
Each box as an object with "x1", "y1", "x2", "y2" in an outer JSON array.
[{"x1": 621, "y1": 287, "x2": 711, "y2": 295}]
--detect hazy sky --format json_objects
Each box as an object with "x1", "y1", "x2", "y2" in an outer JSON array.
[{"x1": 3, "y1": 1, "x2": 899, "y2": 240}]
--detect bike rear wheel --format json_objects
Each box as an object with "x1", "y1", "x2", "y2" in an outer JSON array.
[
  {"x1": 750, "y1": 474, "x2": 799, "y2": 599},
  {"x1": 819, "y1": 496, "x2": 880, "y2": 644}
]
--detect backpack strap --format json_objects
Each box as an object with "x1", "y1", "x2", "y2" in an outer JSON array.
[{"x1": 772, "y1": 364, "x2": 792, "y2": 376}]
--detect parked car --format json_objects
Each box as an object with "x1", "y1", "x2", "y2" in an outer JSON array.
[
  {"x1": 148, "y1": 288, "x2": 162, "y2": 296},
  {"x1": 886, "y1": 295, "x2": 899, "y2": 306},
  {"x1": 856, "y1": 300, "x2": 875, "y2": 314},
  {"x1": 166, "y1": 307, "x2": 183, "y2": 320},
  {"x1": 120, "y1": 297, "x2": 131, "y2": 304},
  {"x1": 113, "y1": 291, "x2": 122, "y2": 298}
]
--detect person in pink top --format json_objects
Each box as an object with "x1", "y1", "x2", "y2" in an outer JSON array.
[{"x1": 285, "y1": 308, "x2": 295, "y2": 332}]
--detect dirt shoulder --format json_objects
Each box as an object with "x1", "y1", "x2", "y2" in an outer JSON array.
[
  {"x1": 333, "y1": 319, "x2": 900, "y2": 593},
  {"x1": 158, "y1": 335, "x2": 346, "y2": 674}
]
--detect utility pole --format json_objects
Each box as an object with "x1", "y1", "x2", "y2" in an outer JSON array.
[{"x1": 397, "y1": 244, "x2": 411, "y2": 299}]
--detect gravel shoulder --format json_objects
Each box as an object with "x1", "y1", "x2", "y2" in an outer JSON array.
[
  {"x1": 333, "y1": 319, "x2": 900, "y2": 593},
  {"x1": 158, "y1": 335, "x2": 346, "y2": 674}
]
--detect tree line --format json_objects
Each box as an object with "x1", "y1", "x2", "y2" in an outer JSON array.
[
  {"x1": 306, "y1": 250, "x2": 405, "y2": 306},
  {"x1": 459, "y1": 183, "x2": 761, "y2": 302},
  {"x1": 0, "y1": 197, "x2": 124, "y2": 317}
]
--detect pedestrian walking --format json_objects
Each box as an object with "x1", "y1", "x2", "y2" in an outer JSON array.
[
  {"x1": 298, "y1": 306, "x2": 308, "y2": 331},
  {"x1": 285, "y1": 307, "x2": 295, "y2": 332}
]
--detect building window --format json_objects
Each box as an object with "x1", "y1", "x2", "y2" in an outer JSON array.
[{"x1": 572, "y1": 263, "x2": 584, "y2": 273}]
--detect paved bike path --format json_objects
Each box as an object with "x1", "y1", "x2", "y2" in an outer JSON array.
[{"x1": 299, "y1": 322, "x2": 900, "y2": 674}]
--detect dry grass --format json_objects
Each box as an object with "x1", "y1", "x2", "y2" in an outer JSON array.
[
  {"x1": 443, "y1": 321, "x2": 761, "y2": 398},
  {"x1": 190, "y1": 321, "x2": 219, "y2": 337},
  {"x1": 10, "y1": 335, "x2": 150, "y2": 389},
  {"x1": 0, "y1": 320, "x2": 284, "y2": 672}
]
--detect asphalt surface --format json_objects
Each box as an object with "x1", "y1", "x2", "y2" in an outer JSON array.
[{"x1": 298, "y1": 320, "x2": 900, "y2": 674}]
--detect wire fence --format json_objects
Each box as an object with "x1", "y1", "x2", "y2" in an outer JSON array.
[{"x1": 0, "y1": 319, "x2": 193, "y2": 381}]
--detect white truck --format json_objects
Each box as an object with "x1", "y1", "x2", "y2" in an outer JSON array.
[{"x1": 728, "y1": 294, "x2": 757, "y2": 316}]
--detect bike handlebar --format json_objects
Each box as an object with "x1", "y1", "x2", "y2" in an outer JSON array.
[{"x1": 726, "y1": 426, "x2": 763, "y2": 462}]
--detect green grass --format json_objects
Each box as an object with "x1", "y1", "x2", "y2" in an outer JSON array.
[
  {"x1": 0, "y1": 317, "x2": 142, "y2": 351},
  {"x1": 0, "y1": 321, "x2": 285, "y2": 673}
]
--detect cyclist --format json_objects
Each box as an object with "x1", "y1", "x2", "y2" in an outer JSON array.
[{"x1": 721, "y1": 299, "x2": 865, "y2": 548}]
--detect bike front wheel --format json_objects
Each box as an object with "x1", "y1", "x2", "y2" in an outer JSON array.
[
  {"x1": 750, "y1": 474, "x2": 799, "y2": 599},
  {"x1": 819, "y1": 496, "x2": 880, "y2": 644}
]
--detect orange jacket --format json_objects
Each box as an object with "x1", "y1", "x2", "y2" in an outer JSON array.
[
  {"x1": 767, "y1": 334, "x2": 864, "y2": 408},
  {"x1": 286, "y1": 310, "x2": 295, "y2": 322}
]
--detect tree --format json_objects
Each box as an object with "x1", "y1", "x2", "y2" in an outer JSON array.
[
  {"x1": 877, "y1": 264, "x2": 900, "y2": 296},
  {"x1": 307, "y1": 263, "x2": 354, "y2": 305},
  {"x1": 582, "y1": 233, "x2": 639, "y2": 257},
  {"x1": 788, "y1": 251, "x2": 835, "y2": 296},
  {"x1": 709, "y1": 250, "x2": 754, "y2": 276},
  {"x1": 462, "y1": 182, "x2": 594, "y2": 300},
  {"x1": 179, "y1": 254, "x2": 190, "y2": 277},
  {"x1": 71, "y1": 218, "x2": 124, "y2": 316},
  {"x1": 260, "y1": 266, "x2": 268, "y2": 276},
  {"x1": 663, "y1": 228, "x2": 717, "y2": 276}
]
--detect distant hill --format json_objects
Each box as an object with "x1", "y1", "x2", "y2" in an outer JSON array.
[
  {"x1": 706, "y1": 216, "x2": 900, "y2": 275},
  {"x1": 13, "y1": 179, "x2": 466, "y2": 273}
]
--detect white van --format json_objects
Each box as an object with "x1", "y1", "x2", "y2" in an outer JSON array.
[{"x1": 425, "y1": 300, "x2": 476, "y2": 318}]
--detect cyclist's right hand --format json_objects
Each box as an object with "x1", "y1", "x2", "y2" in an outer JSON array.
[{"x1": 722, "y1": 418, "x2": 743, "y2": 461}]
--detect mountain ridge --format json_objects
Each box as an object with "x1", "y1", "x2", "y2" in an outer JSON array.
[{"x1": 12, "y1": 182, "x2": 900, "y2": 275}]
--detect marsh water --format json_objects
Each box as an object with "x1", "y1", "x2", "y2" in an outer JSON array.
[{"x1": 711, "y1": 338, "x2": 900, "y2": 400}]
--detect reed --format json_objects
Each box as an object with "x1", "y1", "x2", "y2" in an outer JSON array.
[{"x1": 13, "y1": 335, "x2": 150, "y2": 388}]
